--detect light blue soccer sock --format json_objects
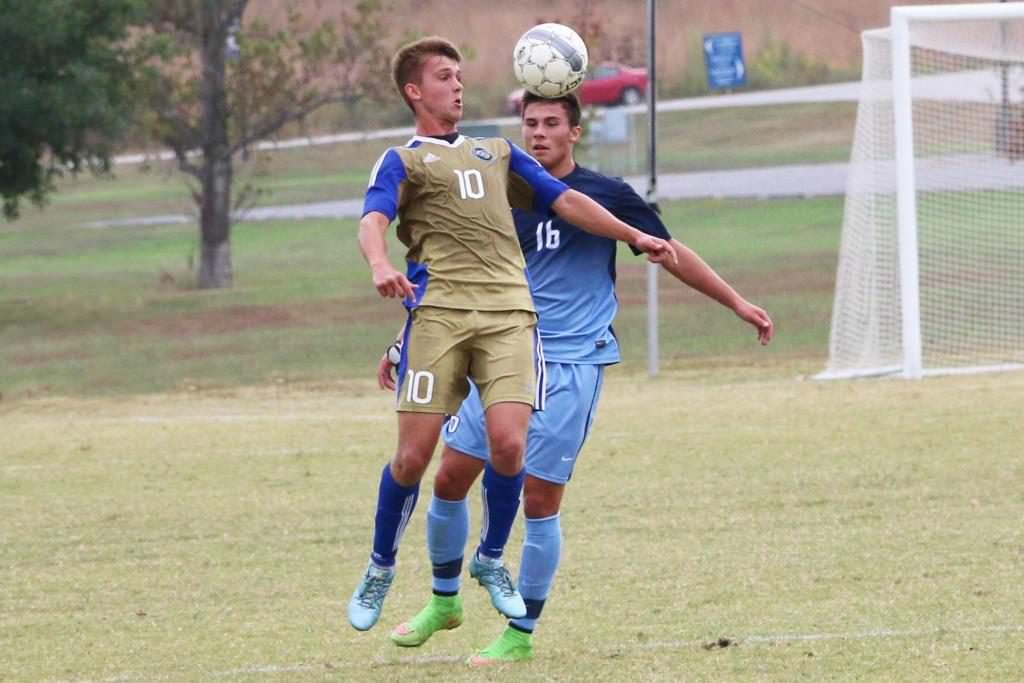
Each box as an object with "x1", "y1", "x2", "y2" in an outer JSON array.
[
  {"x1": 477, "y1": 464, "x2": 525, "y2": 560},
  {"x1": 427, "y1": 496, "x2": 469, "y2": 594},
  {"x1": 370, "y1": 463, "x2": 419, "y2": 568},
  {"x1": 509, "y1": 513, "x2": 561, "y2": 633}
]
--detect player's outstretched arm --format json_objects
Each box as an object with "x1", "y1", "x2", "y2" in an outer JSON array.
[
  {"x1": 664, "y1": 239, "x2": 774, "y2": 345},
  {"x1": 551, "y1": 189, "x2": 676, "y2": 264},
  {"x1": 358, "y1": 211, "x2": 416, "y2": 300}
]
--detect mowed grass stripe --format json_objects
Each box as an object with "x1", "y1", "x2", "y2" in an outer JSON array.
[
  {"x1": 1, "y1": 196, "x2": 843, "y2": 399},
  {"x1": 3, "y1": 372, "x2": 1023, "y2": 681},
  {"x1": 44, "y1": 625, "x2": 1024, "y2": 683}
]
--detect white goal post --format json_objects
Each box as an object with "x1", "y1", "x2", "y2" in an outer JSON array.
[{"x1": 819, "y1": 3, "x2": 1024, "y2": 380}]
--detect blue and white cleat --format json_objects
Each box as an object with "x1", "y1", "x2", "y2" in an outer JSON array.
[
  {"x1": 348, "y1": 564, "x2": 395, "y2": 631},
  {"x1": 468, "y1": 554, "x2": 526, "y2": 619}
]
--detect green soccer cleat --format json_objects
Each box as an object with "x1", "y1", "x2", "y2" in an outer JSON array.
[
  {"x1": 347, "y1": 564, "x2": 394, "y2": 631},
  {"x1": 390, "y1": 594, "x2": 465, "y2": 647},
  {"x1": 467, "y1": 626, "x2": 534, "y2": 667},
  {"x1": 468, "y1": 555, "x2": 526, "y2": 618}
]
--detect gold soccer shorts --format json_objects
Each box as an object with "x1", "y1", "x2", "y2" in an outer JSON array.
[{"x1": 394, "y1": 306, "x2": 545, "y2": 414}]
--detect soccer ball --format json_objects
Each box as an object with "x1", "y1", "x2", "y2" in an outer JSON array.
[{"x1": 513, "y1": 23, "x2": 589, "y2": 98}]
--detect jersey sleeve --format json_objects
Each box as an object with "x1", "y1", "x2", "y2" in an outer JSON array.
[
  {"x1": 610, "y1": 179, "x2": 672, "y2": 254},
  {"x1": 506, "y1": 141, "x2": 569, "y2": 213},
  {"x1": 362, "y1": 148, "x2": 407, "y2": 220}
]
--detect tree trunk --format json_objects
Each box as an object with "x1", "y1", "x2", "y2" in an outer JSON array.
[
  {"x1": 197, "y1": 0, "x2": 233, "y2": 290},
  {"x1": 198, "y1": 235, "x2": 233, "y2": 288},
  {"x1": 198, "y1": 155, "x2": 233, "y2": 288}
]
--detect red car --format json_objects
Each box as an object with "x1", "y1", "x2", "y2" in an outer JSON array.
[{"x1": 506, "y1": 62, "x2": 648, "y2": 113}]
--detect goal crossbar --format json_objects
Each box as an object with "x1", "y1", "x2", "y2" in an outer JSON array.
[{"x1": 892, "y1": 3, "x2": 1024, "y2": 23}]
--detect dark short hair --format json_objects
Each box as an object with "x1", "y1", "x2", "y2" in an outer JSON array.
[
  {"x1": 391, "y1": 37, "x2": 463, "y2": 111},
  {"x1": 521, "y1": 91, "x2": 582, "y2": 128}
]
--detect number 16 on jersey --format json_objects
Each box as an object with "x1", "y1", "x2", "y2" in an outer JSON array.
[{"x1": 535, "y1": 220, "x2": 560, "y2": 251}]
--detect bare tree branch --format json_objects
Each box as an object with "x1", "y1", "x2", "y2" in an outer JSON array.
[
  {"x1": 134, "y1": 0, "x2": 395, "y2": 288},
  {"x1": 226, "y1": 91, "x2": 340, "y2": 158},
  {"x1": 224, "y1": 0, "x2": 248, "y2": 26},
  {"x1": 171, "y1": 147, "x2": 202, "y2": 179}
]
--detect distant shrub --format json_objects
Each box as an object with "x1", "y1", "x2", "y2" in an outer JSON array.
[
  {"x1": 660, "y1": 33, "x2": 856, "y2": 100},
  {"x1": 668, "y1": 31, "x2": 716, "y2": 98},
  {"x1": 747, "y1": 34, "x2": 833, "y2": 89}
]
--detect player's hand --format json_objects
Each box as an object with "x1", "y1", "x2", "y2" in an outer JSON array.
[
  {"x1": 378, "y1": 340, "x2": 402, "y2": 390},
  {"x1": 735, "y1": 301, "x2": 774, "y2": 345},
  {"x1": 633, "y1": 234, "x2": 677, "y2": 265},
  {"x1": 371, "y1": 262, "x2": 417, "y2": 300},
  {"x1": 378, "y1": 351, "x2": 397, "y2": 390}
]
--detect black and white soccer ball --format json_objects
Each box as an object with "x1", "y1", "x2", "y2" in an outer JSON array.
[{"x1": 513, "y1": 23, "x2": 589, "y2": 98}]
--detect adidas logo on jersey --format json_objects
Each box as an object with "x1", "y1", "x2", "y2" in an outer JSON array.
[{"x1": 423, "y1": 152, "x2": 440, "y2": 163}]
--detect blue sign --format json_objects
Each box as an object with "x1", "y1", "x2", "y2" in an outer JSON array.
[{"x1": 703, "y1": 32, "x2": 746, "y2": 90}]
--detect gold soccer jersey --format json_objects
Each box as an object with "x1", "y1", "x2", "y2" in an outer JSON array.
[{"x1": 363, "y1": 135, "x2": 568, "y2": 313}]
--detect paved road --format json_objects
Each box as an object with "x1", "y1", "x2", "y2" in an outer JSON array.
[
  {"x1": 111, "y1": 69, "x2": 1020, "y2": 166},
  {"x1": 89, "y1": 149, "x2": 1024, "y2": 228},
  {"x1": 112, "y1": 80, "x2": 867, "y2": 166},
  {"x1": 84, "y1": 162, "x2": 852, "y2": 229},
  {"x1": 90, "y1": 68, "x2": 1024, "y2": 228}
]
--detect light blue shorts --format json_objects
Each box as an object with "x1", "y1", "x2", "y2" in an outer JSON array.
[{"x1": 443, "y1": 362, "x2": 605, "y2": 485}]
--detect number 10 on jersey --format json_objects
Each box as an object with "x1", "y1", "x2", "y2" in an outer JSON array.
[{"x1": 453, "y1": 169, "x2": 485, "y2": 199}]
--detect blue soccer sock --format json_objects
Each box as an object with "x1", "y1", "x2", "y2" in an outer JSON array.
[
  {"x1": 427, "y1": 496, "x2": 469, "y2": 594},
  {"x1": 510, "y1": 513, "x2": 561, "y2": 633},
  {"x1": 370, "y1": 463, "x2": 420, "y2": 568},
  {"x1": 477, "y1": 464, "x2": 525, "y2": 560}
]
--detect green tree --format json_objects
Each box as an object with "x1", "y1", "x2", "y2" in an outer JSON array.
[
  {"x1": 136, "y1": 0, "x2": 394, "y2": 289},
  {"x1": 0, "y1": 0, "x2": 140, "y2": 219}
]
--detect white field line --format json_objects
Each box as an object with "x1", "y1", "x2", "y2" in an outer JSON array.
[
  {"x1": 86, "y1": 414, "x2": 334, "y2": 423},
  {"x1": 644, "y1": 623, "x2": 1024, "y2": 648},
  {"x1": 0, "y1": 447, "x2": 341, "y2": 471},
  {"x1": 5, "y1": 413, "x2": 389, "y2": 426},
  {"x1": 51, "y1": 623, "x2": 1024, "y2": 682}
]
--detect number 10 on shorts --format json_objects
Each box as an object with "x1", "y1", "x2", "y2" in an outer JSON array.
[{"x1": 404, "y1": 369, "x2": 435, "y2": 404}]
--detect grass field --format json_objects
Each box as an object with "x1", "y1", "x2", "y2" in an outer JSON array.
[
  {"x1": 4, "y1": 186, "x2": 1024, "y2": 680},
  {"x1": 3, "y1": 372, "x2": 1023, "y2": 682},
  {"x1": 4, "y1": 97, "x2": 1024, "y2": 680},
  {"x1": 3, "y1": 102, "x2": 854, "y2": 401},
  {"x1": 1, "y1": 193, "x2": 842, "y2": 399}
]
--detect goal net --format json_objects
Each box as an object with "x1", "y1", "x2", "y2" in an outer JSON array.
[{"x1": 820, "y1": 4, "x2": 1024, "y2": 379}]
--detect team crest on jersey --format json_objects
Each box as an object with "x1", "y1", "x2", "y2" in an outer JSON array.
[{"x1": 472, "y1": 147, "x2": 494, "y2": 162}]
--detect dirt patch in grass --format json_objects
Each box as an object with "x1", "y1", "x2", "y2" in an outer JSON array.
[
  {"x1": 10, "y1": 348, "x2": 94, "y2": 367},
  {"x1": 130, "y1": 304, "x2": 295, "y2": 336},
  {"x1": 123, "y1": 297, "x2": 398, "y2": 339},
  {"x1": 166, "y1": 343, "x2": 254, "y2": 361},
  {"x1": 615, "y1": 256, "x2": 837, "y2": 305}
]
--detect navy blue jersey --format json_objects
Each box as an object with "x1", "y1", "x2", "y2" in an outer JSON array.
[{"x1": 514, "y1": 165, "x2": 671, "y2": 364}]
